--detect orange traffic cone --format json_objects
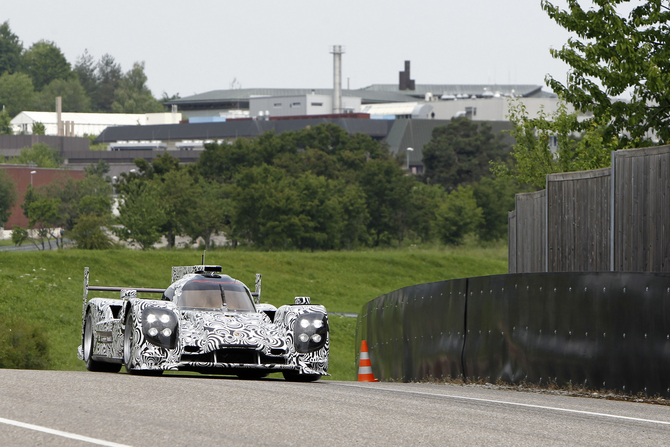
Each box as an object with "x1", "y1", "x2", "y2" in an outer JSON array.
[{"x1": 358, "y1": 340, "x2": 379, "y2": 382}]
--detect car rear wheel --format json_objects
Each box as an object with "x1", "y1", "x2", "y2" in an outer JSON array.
[
  {"x1": 123, "y1": 309, "x2": 163, "y2": 376},
  {"x1": 282, "y1": 371, "x2": 321, "y2": 382},
  {"x1": 83, "y1": 313, "x2": 121, "y2": 373}
]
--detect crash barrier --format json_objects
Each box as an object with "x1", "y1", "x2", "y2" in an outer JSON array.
[
  {"x1": 355, "y1": 271, "x2": 670, "y2": 397},
  {"x1": 509, "y1": 144, "x2": 670, "y2": 274}
]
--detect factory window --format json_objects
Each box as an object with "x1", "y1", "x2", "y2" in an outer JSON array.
[
  {"x1": 274, "y1": 103, "x2": 282, "y2": 107},
  {"x1": 292, "y1": 102, "x2": 301, "y2": 106},
  {"x1": 311, "y1": 102, "x2": 323, "y2": 107}
]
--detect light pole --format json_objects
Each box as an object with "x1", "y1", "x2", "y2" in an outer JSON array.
[
  {"x1": 406, "y1": 147, "x2": 414, "y2": 172},
  {"x1": 30, "y1": 170, "x2": 36, "y2": 186}
]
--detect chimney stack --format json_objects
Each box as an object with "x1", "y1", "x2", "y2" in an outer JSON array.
[
  {"x1": 399, "y1": 61, "x2": 415, "y2": 91},
  {"x1": 330, "y1": 45, "x2": 345, "y2": 114},
  {"x1": 56, "y1": 96, "x2": 63, "y2": 136}
]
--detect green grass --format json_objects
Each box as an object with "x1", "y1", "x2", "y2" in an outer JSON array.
[{"x1": 0, "y1": 243, "x2": 508, "y2": 380}]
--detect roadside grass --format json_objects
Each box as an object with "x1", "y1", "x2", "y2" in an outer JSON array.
[{"x1": 0, "y1": 243, "x2": 507, "y2": 380}]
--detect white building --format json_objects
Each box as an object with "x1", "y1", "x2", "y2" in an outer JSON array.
[
  {"x1": 10, "y1": 111, "x2": 182, "y2": 137},
  {"x1": 249, "y1": 94, "x2": 361, "y2": 118}
]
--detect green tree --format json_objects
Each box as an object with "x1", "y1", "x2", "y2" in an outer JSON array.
[
  {"x1": 340, "y1": 184, "x2": 370, "y2": 250},
  {"x1": 0, "y1": 109, "x2": 12, "y2": 134},
  {"x1": 472, "y1": 177, "x2": 519, "y2": 242},
  {"x1": 22, "y1": 192, "x2": 62, "y2": 250},
  {"x1": 34, "y1": 77, "x2": 91, "y2": 112},
  {"x1": 112, "y1": 62, "x2": 163, "y2": 113},
  {"x1": 0, "y1": 21, "x2": 22, "y2": 76},
  {"x1": 74, "y1": 50, "x2": 97, "y2": 104},
  {"x1": 184, "y1": 179, "x2": 230, "y2": 249},
  {"x1": 491, "y1": 100, "x2": 615, "y2": 189},
  {"x1": 10, "y1": 225, "x2": 28, "y2": 246},
  {"x1": 422, "y1": 116, "x2": 510, "y2": 190},
  {"x1": 70, "y1": 214, "x2": 112, "y2": 249},
  {"x1": 435, "y1": 185, "x2": 483, "y2": 245},
  {"x1": 543, "y1": 0, "x2": 670, "y2": 145},
  {"x1": 13, "y1": 143, "x2": 62, "y2": 168},
  {"x1": 114, "y1": 181, "x2": 167, "y2": 250},
  {"x1": 0, "y1": 72, "x2": 35, "y2": 117},
  {"x1": 31, "y1": 122, "x2": 45, "y2": 135},
  {"x1": 0, "y1": 168, "x2": 16, "y2": 226},
  {"x1": 21, "y1": 40, "x2": 72, "y2": 91},
  {"x1": 93, "y1": 54, "x2": 121, "y2": 113}
]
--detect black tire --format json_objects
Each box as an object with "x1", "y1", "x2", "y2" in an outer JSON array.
[
  {"x1": 83, "y1": 313, "x2": 122, "y2": 373},
  {"x1": 123, "y1": 310, "x2": 163, "y2": 376},
  {"x1": 282, "y1": 371, "x2": 321, "y2": 382}
]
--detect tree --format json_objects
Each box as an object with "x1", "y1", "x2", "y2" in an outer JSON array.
[
  {"x1": 543, "y1": 0, "x2": 670, "y2": 145},
  {"x1": 21, "y1": 187, "x2": 62, "y2": 250},
  {"x1": 93, "y1": 54, "x2": 121, "y2": 113},
  {"x1": 340, "y1": 184, "x2": 369, "y2": 250},
  {"x1": 12, "y1": 143, "x2": 62, "y2": 168},
  {"x1": 21, "y1": 40, "x2": 72, "y2": 91},
  {"x1": 114, "y1": 181, "x2": 166, "y2": 250},
  {"x1": 112, "y1": 62, "x2": 163, "y2": 113},
  {"x1": 472, "y1": 177, "x2": 519, "y2": 242},
  {"x1": 31, "y1": 122, "x2": 45, "y2": 135},
  {"x1": 183, "y1": 179, "x2": 230, "y2": 249},
  {"x1": 70, "y1": 214, "x2": 112, "y2": 249},
  {"x1": 435, "y1": 186, "x2": 483, "y2": 245},
  {"x1": 491, "y1": 100, "x2": 615, "y2": 189},
  {"x1": 0, "y1": 21, "x2": 22, "y2": 76},
  {"x1": 10, "y1": 225, "x2": 27, "y2": 246},
  {"x1": 0, "y1": 109, "x2": 12, "y2": 134},
  {"x1": 0, "y1": 72, "x2": 35, "y2": 117},
  {"x1": 34, "y1": 77, "x2": 91, "y2": 112},
  {"x1": 74, "y1": 50, "x2": 97, "y2": 103},
  {"x1": 422, "y1": 117, "x2": 510, "y2": 190},
  {"x1": 0, "y1": 169, "x2": 16, "y2": 226}
]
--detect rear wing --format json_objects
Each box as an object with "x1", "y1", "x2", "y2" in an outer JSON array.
[{"x1": 81, "y1": 267, "x2": 165, "y2": 324}]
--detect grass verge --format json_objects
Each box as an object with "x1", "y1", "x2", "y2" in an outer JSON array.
[{"x1": 0, "y1": 243, "x2": 508, "y2": 380}]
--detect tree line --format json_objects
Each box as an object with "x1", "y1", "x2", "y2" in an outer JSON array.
[
  {"x1": 108, "y1": 122, "x2": 517, "y2": 251},
  {"x1": 0, "y1": 120, "x2": 520, "y2": 251},
  {"x1": 0, "y1": 21, "x2": 172, "y2": 134}
]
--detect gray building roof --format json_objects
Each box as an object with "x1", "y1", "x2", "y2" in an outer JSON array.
[
  {"x1": 165, "y1": 85, "x2": 554, "y2": 111},
  {"x1": 362, "y1": 84, "x2": 554, "y2": 99},
  {"x1": 165, "y1": 88, "x2": 415, "y2": 109},
  {"x1": 95, "y1": 118, "x2": 394, "y2": 144}
]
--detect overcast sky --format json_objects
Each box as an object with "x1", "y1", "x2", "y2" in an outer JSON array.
[{"x1": 3, "y1": 1, "x2": 580, "y2": 98}]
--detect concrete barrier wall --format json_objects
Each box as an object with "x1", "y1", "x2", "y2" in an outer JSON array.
[{"x1": 356, "y1": 272, "x2": 670, "y2": 396}]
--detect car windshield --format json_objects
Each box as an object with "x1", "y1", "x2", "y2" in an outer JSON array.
[{"x1": 177, "y1": 278, "x2": 255, "y2": 312}]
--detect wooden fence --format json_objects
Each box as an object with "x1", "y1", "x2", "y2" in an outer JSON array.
[{"x1": 509, "y1": 145, "x2": 670, "y2": 273}]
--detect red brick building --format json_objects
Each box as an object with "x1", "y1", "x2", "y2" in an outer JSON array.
[{"x1": 1, "y1": 165, "x2": 85, "y2": 229}]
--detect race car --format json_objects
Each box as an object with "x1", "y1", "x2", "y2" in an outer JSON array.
[{"x1": 77, "y1": 265, "x2": 329, "y2": 381}]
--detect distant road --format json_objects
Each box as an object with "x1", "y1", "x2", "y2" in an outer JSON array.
[{"x1": 0, "y1": 369, "x2": 668, "y2": 446}]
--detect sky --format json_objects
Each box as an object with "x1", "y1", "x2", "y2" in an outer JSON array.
[{"x1": 2, "y1": 0, "x2": 579, "y2": 99}]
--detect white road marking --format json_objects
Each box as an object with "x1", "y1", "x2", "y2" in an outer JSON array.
[
  {"x1": 0, "y1": 417, "x2": 132, "y2": 447},
  {"x1": 333, "y1": 383, "x2": 670, "y2": 426}
]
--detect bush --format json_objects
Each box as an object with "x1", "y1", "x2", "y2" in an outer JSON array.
[
  {"x1": 70, "y1": 214, "x2": 112, "y2": 249},
  {"x1": 435, "y1": 185, "x2": 483, "y2": 245},
  {"x1": 11, "y1": 225, "x2": 28, "y2": 246},
  {"x1": 0, "y1": 317, "x2": 50, "y2": 369}
]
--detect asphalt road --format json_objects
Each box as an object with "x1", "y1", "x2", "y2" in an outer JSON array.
[{"x1": 0, "y1": 369, "x2": 668, "y2": 446}]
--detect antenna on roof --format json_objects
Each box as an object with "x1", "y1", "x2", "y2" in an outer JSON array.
[{"x1": 202, "y1": 249, "x2": 206, "y2": 266}]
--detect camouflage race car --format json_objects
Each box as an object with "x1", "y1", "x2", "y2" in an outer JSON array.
[{"x1": 77, "y1": 265, "x2": 329, "y2": 381}]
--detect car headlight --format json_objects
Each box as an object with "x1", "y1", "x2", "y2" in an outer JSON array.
[
  {"x1": 294, "y1": 312, "x2": 328, "y2": 353},
  {"x1": 142, "y1": 308, "x2": 178, "y2": 349}
]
